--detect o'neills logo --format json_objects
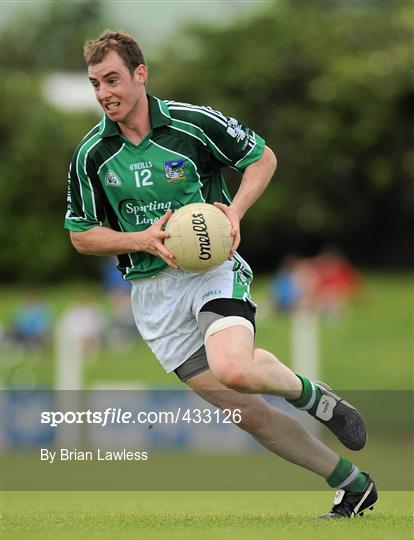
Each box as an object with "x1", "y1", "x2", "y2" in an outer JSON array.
[{"x1": 192, "y1": 213, "x2": 211, "y2": 260}]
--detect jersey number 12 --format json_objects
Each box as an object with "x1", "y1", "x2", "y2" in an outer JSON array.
[{"x1": 134, "y1": 169, "x2": 153, "y2": 188}]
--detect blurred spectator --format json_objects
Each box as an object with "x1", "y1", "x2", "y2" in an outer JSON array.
[
  {"x1": 7, "y1": 290, "x2": 52, "y2": 350},
  {"x1": 312, "y1": 250, "x2": 361, "y2": 317},
  {"x1": 101, "y1": 257, "x2": 138, "y2": 349},
  {"x1": 58, "y1": 293, "x2": 106, "y2": 358},
  {"x1": 270, "y1": 256, "x2": 301, "y2": 311},
  {"x1": 270, "y1": 256, "x2": 319, "y2": 312},
  {"x1": 270, "y1": 250, "x2": 361, "y2": 317}
]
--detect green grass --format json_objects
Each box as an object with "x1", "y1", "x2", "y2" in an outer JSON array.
[
  {"x1": 2, "y1": 490, "x2": 413, "y2": 540},
  {"x1": 4, "y1": 437, "x2": 413, "y2": 491},
  {"x1": 2, "y1": 274, "x2": 413, "y2": 539},
  {"x1": 2, "y1": 273, "x2": 412, "y2": 389}
]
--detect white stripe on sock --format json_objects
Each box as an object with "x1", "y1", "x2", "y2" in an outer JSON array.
[
  {"x1": 298, "y1": 382, "x2": 317, "y2": 411},
  {"x1": 338, "y1": 466, "x2": 360, "y2": 490}
]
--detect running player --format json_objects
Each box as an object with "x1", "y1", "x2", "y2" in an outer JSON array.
[{"x1": 65, "y1": 30, "x2": 377, "y2": 518}]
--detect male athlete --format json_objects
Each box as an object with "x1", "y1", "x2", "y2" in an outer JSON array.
[{"x1": 65, "y1": 30, "x2": 377, "y2": 518}]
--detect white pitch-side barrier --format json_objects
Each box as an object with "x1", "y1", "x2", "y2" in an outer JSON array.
[
  {"x1": 54, "y1": 313, "x2": 84, "y2": 447},
  {"x1": 291, "y1": 309, "x2": 321, "y2": 436}
]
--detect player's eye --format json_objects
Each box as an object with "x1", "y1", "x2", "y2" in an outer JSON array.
[{"x1": 108, "y1": 78, "x2": 118, "y2": 85}]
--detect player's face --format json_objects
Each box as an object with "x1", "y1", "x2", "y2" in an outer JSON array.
[{"x1": 88, "y1": 50, "x2": 147, "y2": 124}]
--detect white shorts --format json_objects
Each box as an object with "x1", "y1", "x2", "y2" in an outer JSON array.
[{"x1": 130, "y1": 255, "x2": 254, "y2": 372}]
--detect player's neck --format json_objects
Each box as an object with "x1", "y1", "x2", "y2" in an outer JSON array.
[{"x1": 118, "y1": 95, "x2": 151, "y2": 145}]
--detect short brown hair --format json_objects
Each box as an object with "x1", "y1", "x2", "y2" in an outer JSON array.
[{"x1": 83, "y1": 30, "x2": 146, "y2": 74}]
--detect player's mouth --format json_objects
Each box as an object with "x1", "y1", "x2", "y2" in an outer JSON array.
[{"x1": 105, "y1": 102, "x2": 121, "y2": 112}]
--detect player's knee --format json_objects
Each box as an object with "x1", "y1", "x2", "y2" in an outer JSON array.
[{"x1": 212, "y1": 362, "x2": 252, "y2": 392}]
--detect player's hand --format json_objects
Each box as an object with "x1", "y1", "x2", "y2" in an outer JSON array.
[
  {"x1": 138, "y1": 209, "x2": 178, "y2": 269},
  {"x1": 213, "y1": 202, "x2": 240, "y2": 258}
]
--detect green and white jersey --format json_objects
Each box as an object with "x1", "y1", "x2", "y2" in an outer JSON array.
[{"x1": 65, "y1": 95, "x2": 265, "y2": 280}]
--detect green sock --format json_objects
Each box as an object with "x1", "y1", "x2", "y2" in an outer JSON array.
[
  {"x1": 327, "y1": 457, "x2": 368, "y2": 493},
  {"x1": 287, "y1": 374, "x2": 322, "y2": 410}
]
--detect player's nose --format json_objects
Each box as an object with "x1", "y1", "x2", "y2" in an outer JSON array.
[{"x1": 98, "y1": 85, "x2": 112, "y2": 101}]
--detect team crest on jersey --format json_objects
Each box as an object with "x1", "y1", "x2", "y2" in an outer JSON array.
[
  {"x1": 105, "y1": 170, "x2": 122, "y2": 186},
  {"x1": 164, "y1": 159, "x2": 186, "y2": 183}
]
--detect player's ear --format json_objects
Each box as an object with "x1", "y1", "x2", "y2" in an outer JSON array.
[{"x1": 134, "y1": 64, "x2": 148, "y2": 84}]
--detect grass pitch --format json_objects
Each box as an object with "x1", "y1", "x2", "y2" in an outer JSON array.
[
  {"x1": 2, "y1": 275, "x2": 412, "y2": 540},
  {"x1": 2, "y1": 491, "x2": 412, "y2": 540}
]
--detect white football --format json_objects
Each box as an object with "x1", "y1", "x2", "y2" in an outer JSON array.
[{"x1": 165, "y1": 203, "x2": 232, "y2": 272}]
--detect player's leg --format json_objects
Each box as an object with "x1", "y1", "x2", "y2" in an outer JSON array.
[
  {"x1": 200, "y1": 301, "x2": 366, "y2": 451},
  {"x1": 181, "y1": 366, "x2": 377, "y2": 517},
  {"x1": 204, "y1": 322, "x2": 301, "y2": 398},
  {"x1": 196, "y1": 257, "x2": 366, "y2": 450},
  {"x1": 183, "y1": 367, "x2": 338, "y2": 477},
  {"x1": 131, "y1": 267, "x2": 376, "y2": 517}
]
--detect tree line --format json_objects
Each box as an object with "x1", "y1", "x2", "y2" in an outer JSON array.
[{"x1": 2, "y1": 1, "x2": 412, "y2": 283}]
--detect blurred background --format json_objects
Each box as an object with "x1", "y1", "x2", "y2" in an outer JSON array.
[
  {"x1": 1, "y1": 0, "x2": 412, "y2": 397},
  {"x1": 1, "y1": 1, "x2": 413, "y2": 490}
]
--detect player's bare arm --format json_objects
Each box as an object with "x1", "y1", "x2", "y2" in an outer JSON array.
[
  {"x1": 70, "y1": 210, "x2": 177, "y2": 268},
  {"x1": 215, "y1": 145, "x2": 277, "y2": 257}
]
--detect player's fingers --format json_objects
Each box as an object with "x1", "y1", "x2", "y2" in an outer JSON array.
[
  {"x1": 227, "y1": 220, "x2": 239, "y2": 239},
  {"x1": 214, "y1": 202, "x2": 238, "y2": 236},
  {"x1": 213, "y1": 202, "x2": 228, "y2": 212},
  {"x1": 157, "y1": 247, "x2": 177, "y2": 267},
  {"x1": 158, "y1": 209, "x2": 173, "y2": 226},
  {"x1": 160, "y1": 258, "x2": 177, "y2": 269},
  {"x1": 158, "y1": 244, "x2": 176, "y2": 263},
  {"x1": 158, "y1": 230, "x2": 170, "y2": 240},
  {"x1": 166, "y1": 260, "x2": 179, "y2": 269},
  {"x1": 161, "y1": 254, "x2": 178, "y2": 269},
  {"x1": 229, "y1": 231, "x2": 240, "y2": 258}
]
